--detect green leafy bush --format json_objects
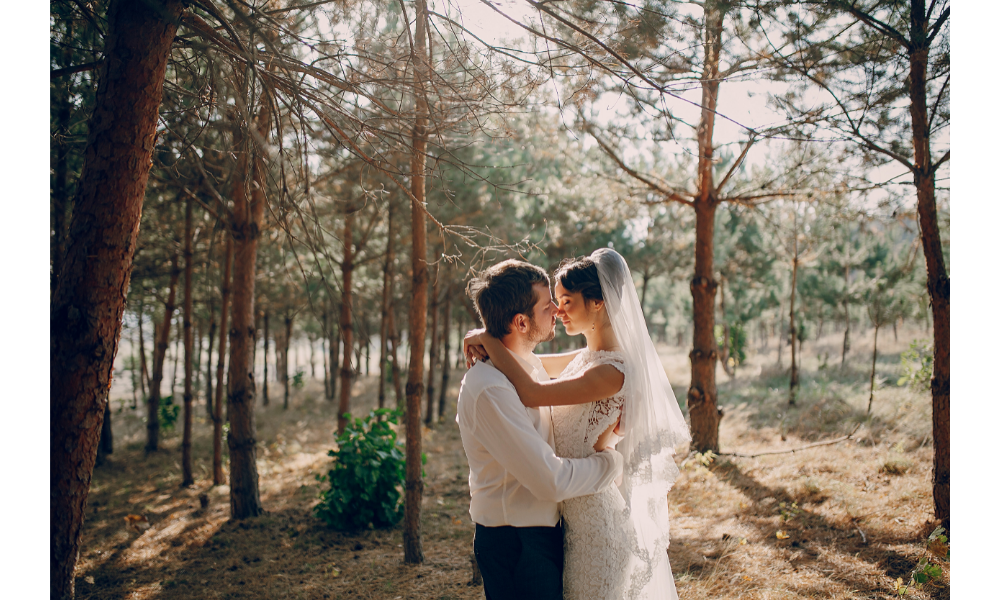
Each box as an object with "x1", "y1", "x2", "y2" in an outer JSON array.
[
  {"x1": 292, "y1": 369, "x2": 306, "y2": 389},
  {"x1": 315, "y1": 408, "x2": 406, "y2": 530},
  {"x1": 159, "y1": 395, "x2": 179, "y2": 431},
  {"x1": 898, "y1": 339, "x2": 933, "y2": 392}
]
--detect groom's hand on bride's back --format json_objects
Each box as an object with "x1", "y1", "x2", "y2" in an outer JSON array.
[{"x1": 463, "y1": 328, "x2": 489, "y2": 368}]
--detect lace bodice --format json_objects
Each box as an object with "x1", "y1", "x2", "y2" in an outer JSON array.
[
  {"x1": 553, "y1": 348, "x2": 678, "y2": 600},
  {"x1": 552, "y1": 349, "x2": 627, "y2": 460}
]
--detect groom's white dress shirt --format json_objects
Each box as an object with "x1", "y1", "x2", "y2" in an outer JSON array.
[{"x1": 457, "y1": 351, "x2": 623, "y2": 527}]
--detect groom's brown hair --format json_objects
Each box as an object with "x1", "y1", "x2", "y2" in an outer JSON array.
[{"x1": 466, "y1": 259, "x2": 550, "y2": 339}]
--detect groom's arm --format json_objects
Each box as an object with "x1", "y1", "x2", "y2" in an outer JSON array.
[{"x1": 468, "y1": 384, "x2": 622, "y2": 503}]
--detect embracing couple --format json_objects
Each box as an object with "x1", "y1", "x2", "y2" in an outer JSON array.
[{"x1": 456, "y1": 248, "x2": 692, "y2": 600}]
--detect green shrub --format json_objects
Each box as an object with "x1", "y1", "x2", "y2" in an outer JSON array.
[
  {"x1": 315, "y1": 408, "x2": 407, "y2": 530},
  {"x1": 158, "y1": 395, "x2": 179, "y2": 431},
  {"x1": 292, "y1": 369, "x2": 306, "y2": 389}
]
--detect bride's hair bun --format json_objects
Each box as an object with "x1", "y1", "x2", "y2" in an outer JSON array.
[{"x1": 554, "y1": 257, "x2": 603, "y2": 303}]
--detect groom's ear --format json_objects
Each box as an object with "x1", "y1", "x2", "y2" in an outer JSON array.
[{"x1": 511, "y1": 313, "x2": 529, "y2": 334}]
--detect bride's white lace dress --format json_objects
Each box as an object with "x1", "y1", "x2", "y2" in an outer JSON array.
[{"x1": 554, "y1": 348, "x2": 678, "y2": 600}]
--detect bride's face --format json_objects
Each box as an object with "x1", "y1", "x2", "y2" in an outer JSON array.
[{"x1": 554, "y1": 281, "x2": 602, "y2": 336}]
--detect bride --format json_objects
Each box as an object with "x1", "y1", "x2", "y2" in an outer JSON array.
[{"x1": 464, "y1": 248, "x2": 691, "y2": 599}]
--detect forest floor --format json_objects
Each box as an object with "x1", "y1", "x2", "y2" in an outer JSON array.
[{"x1": 77, "y1": 327, "x2": 947, "y2": 600}]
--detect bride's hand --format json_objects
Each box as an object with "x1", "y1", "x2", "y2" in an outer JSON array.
[{"x1": 463, "y1": 328, "x2": 489, "y2": 368}]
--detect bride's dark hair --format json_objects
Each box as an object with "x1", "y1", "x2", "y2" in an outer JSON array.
[{"x1": 554, "y1": 256, "x2": 603, "y2": 302}]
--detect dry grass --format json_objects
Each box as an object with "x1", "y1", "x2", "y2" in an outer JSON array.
[{"x1": 77, "y1": 326, "x2": 946, "y2": 599}]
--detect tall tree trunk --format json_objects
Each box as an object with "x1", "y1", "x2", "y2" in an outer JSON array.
[
  {"x1": 262, "y1": 311, "x2": 269, "y2": 406},
  {"x1": 403, "y1": 0, "x2": 431, "y2": 564},
  {"x1": 686, "y1": 0, "x2": 726, "y2": 453},
  {"x1": 226, "y1": 97, "x2": 270, "y2": 520},
  {"x1": 213, "y1": 237, "x2": 233, "y2": 485},
  {"x1": 338, "y1": 210, "x2": 356, "y2": 433},
  {"x1": 867, "y1": 322, "x2": 880, "y2": 415},
  {"x1": 426, "y1": 267, "x2": 440, "y2": 425},
  {"x1": 789, "y1": 227, "x2": 800, "y2": 406},
  {"x1": 284, "y1": 314, "x2": 293, "y2": 410},
  {"x1": 49, "y1": 2, "x2": 183, "y2": 596},
  {"x1": 148, "y1": 252, "x2": 181, "y2": 452},
  {"x1": 438, "y1": 287, "x2": 452, "y2": 420},
  {"x1": 907, "y1": 1, "x2": 950, "y2": 527},
  {"x1": 182, "y1": 195, "x2": 195, "y2": 487}
]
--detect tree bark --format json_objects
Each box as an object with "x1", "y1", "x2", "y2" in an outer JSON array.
[
  {"x1": 148, "y1": 252, "x2": 181, "y2": 452},
  {"x1": 213, "y1": 237, "x2": 233, "y2": 485},
  {"x1": 403, "y1": 0, "x2": 431, "y2": 564},
  {"x1": 338, "y1": 209, "x2": 356, "y2": 432},
  {"x1": 226, "y1": 97, "x2": 269, "y2": 520},
  {"x1": 182, "y1": 195, "x2": 195, "y2": 487},
  {"x1": 685, "y1": 0, "x2": 727, "y2": 453},
  {"x1": 50, "y1": 1, "x2": 183, "y2": 596},
  {"x1": 906, "y1": 0, "x2": 950, "y2": 527},
  {"x1": 426, "y1": 266, "x2": 440, "y2": 425},
  {"x1": 438, "y1": 286, "x2": 452, "y2": 420}
]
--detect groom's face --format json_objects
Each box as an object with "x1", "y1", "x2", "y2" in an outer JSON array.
[{"x1": 525, "y1": 282, "x2": 558, "y2": 344}]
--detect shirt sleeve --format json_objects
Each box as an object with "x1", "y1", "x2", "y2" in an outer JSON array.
[{"x1": 470, "y1": 383, "x2": 623, "y2": 503}]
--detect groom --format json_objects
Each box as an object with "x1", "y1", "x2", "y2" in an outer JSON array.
[{"x1": 456, "y1": 259, "x2": 623, "y2": 600}]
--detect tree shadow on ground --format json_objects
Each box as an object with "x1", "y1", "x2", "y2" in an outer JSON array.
[{"x1": 670, "y1": 459, "x2": 946, "y2": 600}]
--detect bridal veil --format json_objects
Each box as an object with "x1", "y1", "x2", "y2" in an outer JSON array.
[{"x1": 591, "y1": 247, "x2": 691, "y2": 599}]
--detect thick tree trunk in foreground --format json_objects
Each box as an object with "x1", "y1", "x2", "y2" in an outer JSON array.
[
  {"x1": 50, "y1": 1, "x2": 182, "y2": 596},
  {"x1": 338, "y1": 210, "x2": 356, "y2": 433},
  {"x1": 182, "y1": 196, "x2": 195, "y2": 487},
  {"x1": 214, "y1": 238, "x2": 233, "y2": 485},
  {"x1": 226, "y1": 97, "x2": 269, "y2": 519},
  {"x1": 404, "y1": 0, "x2": 430, "y2": 564},
  {"x1": 906, "y1": 4, "x2": 949, "y2": 526},
  {"x1": 148, "y1": 253, "x2": 181, "y2": 452},
  {"x1": 438, "y1": 288, "x2": 452, "y2": 420}
]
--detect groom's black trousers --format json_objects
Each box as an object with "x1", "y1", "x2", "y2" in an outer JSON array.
[{"x1": 473, "y1": 523, "x2": 563, "y2": 600}]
